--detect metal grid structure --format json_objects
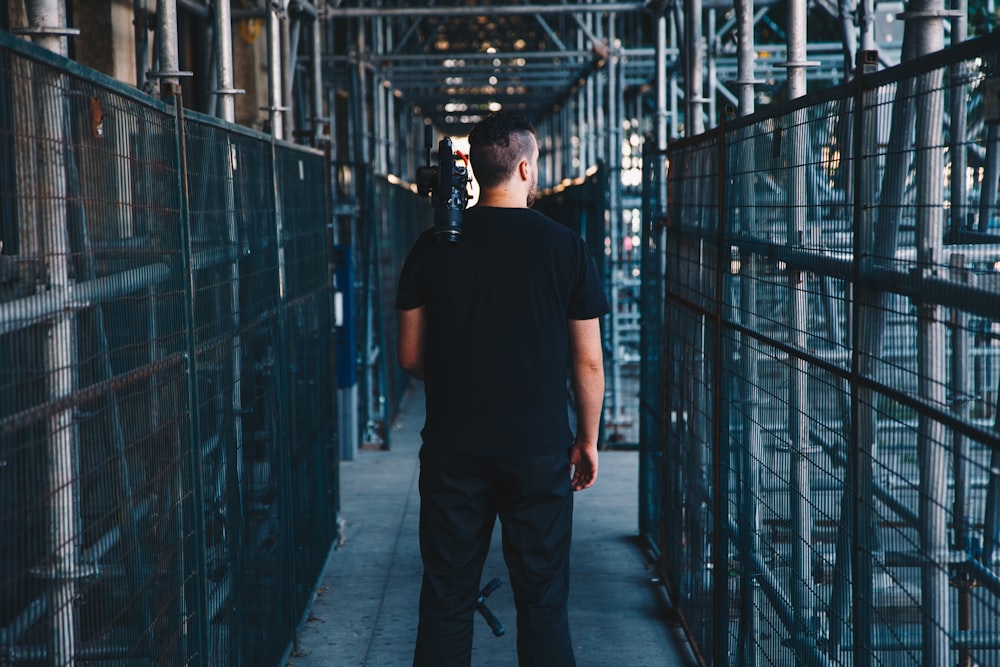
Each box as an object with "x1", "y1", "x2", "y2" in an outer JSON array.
[
  {"x1": 0, "y1": 31, "x2": 337, "y2": 667},
  {"x1": 646, "y1": 31, "x2": 1000, "y2": 666},
  {"x1": 365, "y1": 175, "x2": 430, "y2": 446}
]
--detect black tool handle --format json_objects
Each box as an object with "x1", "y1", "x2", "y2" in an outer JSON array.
[
  {"x1": 478, "y1": 577, "x2": 502, "y2": 601},
  {"x1": 476, "y1": 603, "x2": 505, "y2": 637}
]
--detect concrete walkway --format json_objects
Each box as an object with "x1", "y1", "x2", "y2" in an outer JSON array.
[{"x1": 289, "y1": 384, "x2": 698, "y2": 667}]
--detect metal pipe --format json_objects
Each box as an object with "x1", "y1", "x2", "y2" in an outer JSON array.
[
  {"x1": 735, "y1": 0, "x2": 756, "y2": 114},
  {"x1": 268, "y1": 4, "x2": 285, "y2": 139},
  {"x1": 20, "y1": 2, "x2": 76, "y2": 664},
  {"x1": 283, "y1": 11, "x2": 296, "y2": 139},
  {"x1": 859, "y1": 0, "x2": 876, "y2": 51},
  {"x1": 950, "y1": 254, "x2": 974, "y2": 667},
  {"x1": 978, "y1": 124, "x2": 1000, "y2": 232},
  {"x1": 782, "y1": 0, "x2": 815, "y2": 652},
  {"x1": 312, "y1": 14, "x2": 323, "y2": 143},
  {"x1": 326, "y1": 2, "x2": 645, "y2": 17},
  {"x1": 906, "y1": 0, "x2": 950, "y2": 661},
  {"x1": 584, "y1": 68, "x2": 593, "y2": 168},
  {"x1": 732, "y1": 2, "x2": 760, "y2": 658},
  {"x1": 686, "y1": 0, "x2": 704, "y2": 134},
  {"x1": 847, "y1": 50, "x2": 881, "y2": 667},
  {"x1": 134, "y1": 0, "x2": 150, "y2": 90},
  {"x1": 212, "y1": 0, "x2": 238, "y2": 122},
  {"x1": 707, "y1": 10, "x2": 717, "y2": 126},
  {"x1": 606, "y1": 14, "x2": 624, "y2": 436},
  {"x1": 726, "y1": 519, "x2": 834, "y2": 667},
  {"x1": 949, "y1": 0, "x2": 969, "y2": 240},
  {"x1": 155, "y1": 0, "x2": 181, "y2": 88},
  {"x1": 655, "y1": 14, "x2": 668, "y2": 149},
  {"x1": 670, "y1": 11, "x2": 679, "y2": 138}
]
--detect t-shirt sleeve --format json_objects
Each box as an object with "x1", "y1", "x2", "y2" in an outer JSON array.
[
  {"x1": 567, "y1": 238, "x2": 609, "y2": 320},
  {"x1": 395, "y1": 244, "x2": 425, "y2": 311}
]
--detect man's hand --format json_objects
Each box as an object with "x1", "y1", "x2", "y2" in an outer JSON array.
[{"x1": 570, "y1": 439, "x2": 598, "y2": 491}]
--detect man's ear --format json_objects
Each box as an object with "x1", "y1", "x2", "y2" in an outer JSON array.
[{"x1": 518, "y1": 159, "x2": 530, "y2": 182}]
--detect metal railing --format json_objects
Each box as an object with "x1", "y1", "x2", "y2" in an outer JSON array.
[
  {"x1": 0, "y1": 30, "x2": 337, "y2": 667},
  {"x1": 643, "y1": 31, "x2": 1000, "y2": 666}
]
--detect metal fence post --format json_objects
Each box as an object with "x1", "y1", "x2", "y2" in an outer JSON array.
[
  {"x1": 712, "y1": 120, "x2": 731, "y2": 667},
  {"x1": 910, "y1": 14, "x2": 950, "y2": 663},
  {"x1": 166, "y1": 81, "x2": 211, "y2": 667},
  {"x1": 849, "y1": 49, "x2": 879, "y2": 667},
  {"x1": 270, "y1": 138, "x2": 299, "y2": 652},
  {"x1": 20, "y1": 0, "x2": 79, "y2": 661}
]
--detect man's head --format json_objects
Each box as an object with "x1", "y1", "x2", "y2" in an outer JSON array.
[{"x1": 468, "y1": 111, "x2": 539, "y2": 206}]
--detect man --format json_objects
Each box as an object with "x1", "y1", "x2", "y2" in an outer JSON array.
[{"x1": 395, "y1": 111, "x2": 608, "y2": 667}]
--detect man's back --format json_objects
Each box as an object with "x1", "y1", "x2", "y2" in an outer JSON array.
[{"x1": 395, "y1": 206, "x2": 606, "y2": 457}]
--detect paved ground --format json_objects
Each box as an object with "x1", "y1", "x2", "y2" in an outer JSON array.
[{"x1": 289, "y1": 383, "x2": 698, "y2": 667}]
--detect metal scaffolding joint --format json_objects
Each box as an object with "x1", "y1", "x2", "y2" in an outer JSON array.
[{"x1": 10, "y1": 26, "x2": 80, "y2": 37}]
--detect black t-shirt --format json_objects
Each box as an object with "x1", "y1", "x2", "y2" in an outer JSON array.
[{"x1": 395, "y1": 206, "x2": 609, "y2": 456}]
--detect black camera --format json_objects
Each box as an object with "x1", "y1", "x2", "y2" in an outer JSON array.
[{"x1": 416, "y1": 135, "x2": 470, "y2": 244}]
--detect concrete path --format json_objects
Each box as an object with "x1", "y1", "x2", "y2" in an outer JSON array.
[{"x1": 289, "y1": 384, "x2": 698, "y2": 667}]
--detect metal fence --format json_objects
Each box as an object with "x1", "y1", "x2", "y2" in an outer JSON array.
[
  {"x1": 644, "y1": 31, "x2": 1000, "y2": 666},
  {"x1": 0, "y1": 30, "x2": 337, "y2": 667},
  {"x1": 365, "y1": 175, "x2": 430, "y2": 446}
]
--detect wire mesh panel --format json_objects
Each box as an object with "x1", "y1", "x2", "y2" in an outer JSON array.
[
  {"x1": 274, "y1": 141, "x2": 337, "y2": 621},
  {"x1": 662, "y1": 130, "x2": 722, "y2": 658},
  {"x1": 1, "y1": 33, "x2": 337, "y2": 667},
  {"x1": 723, "y1": 92, "x2": 858, "y2": 667},
  {"x1": 373, "y1": 176, "x2": 431, "y2": 434},
  {"x1": 639, "y1": 147, "x2": 668, "y2": 552},
  {"x1": 653, "y1": 31, "x2": 1000, "y2": 667},
  {"x1": 0, "y1": 34, "x2": 195, "y2": 667}
]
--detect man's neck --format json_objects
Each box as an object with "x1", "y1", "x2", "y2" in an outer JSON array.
[{"x1": 477, "y1": 188, "x2": 526, "y2": 208}]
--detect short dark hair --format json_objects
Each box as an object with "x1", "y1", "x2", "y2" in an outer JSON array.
[{"x1": 468, "y1": 111, "x2": 536, "y2": 188}]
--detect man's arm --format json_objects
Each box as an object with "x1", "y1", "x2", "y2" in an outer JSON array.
[
  {"x1": 568, "y1": 317, "x2": 604, "y2": 491},
  {"x1": 398, "y1": 306, "x2": 426, "y2": 380}
]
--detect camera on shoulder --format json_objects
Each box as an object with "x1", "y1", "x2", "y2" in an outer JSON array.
[{"x1": 415, "y1": 135, "x2": 471, "y2": 245}]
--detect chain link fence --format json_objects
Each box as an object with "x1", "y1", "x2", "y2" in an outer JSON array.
[
  {"x1": 643, "y1": 31, "x2": 1000, "y2": 666},
  {"x1": 0, "y1": 31, "x2": 337, "y2": 667}
]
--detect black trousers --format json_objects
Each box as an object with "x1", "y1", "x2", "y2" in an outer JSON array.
[{"x1": 413, "y1": 446, "x2": 576, "y2": 667}]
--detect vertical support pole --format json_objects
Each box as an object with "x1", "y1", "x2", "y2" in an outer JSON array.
[
  {"x1": 166, "y1": 81, "x2": 211, "y2": 667},
  {"x1": 850, "y1": 49, "x2": 879, "y2": 667},
  {"x1": 735, "y1": 0, "x2": 756, "y2": 115},
  {"x1": 707, "y1": 9, "x2": 717, "y2": 128},
  {"x1": 134, "y1": 0, "x2": 150, "y2": 90},
  {"x1": 669, "y1": 11, "x2": 680, "y2": 139},
  {"x1": 907, "y1": 1, "x2": 949, "y2": 661},
  {"x1": 948, "y1": 0, "x2": 968, "y2": 239},
  {"x1": 268, "y1": 4, "x2": 285, "y2": 140},
  {"x1": 655, "y1": 14, "x2": 668, "y2": 151},
  {"x1": 311, "y1": 13, "x2": 324, "y2": 144},
  {"x1": 950, "y1": 253, "x2": 974, "y2": 667},
  {"x1": 213, "y1": 0, "x2": 238, "y2": 123},
  {"x1": 655, "y1": 12, "x2": 669, "y2": 222},
  {"x1": 859, "y1": 0, "x2": 876, "y2": 51},
  {"x1": 606, "y1": 13, "x2": 624, "y2": 439},
  {"x1": 712, "y1": 117, "x2": 731, "y2": 667},
  {"x1": 22, "y1": 2, "x2": 77, "y2": 664},
  {"x1": 978, "y1": 124, "x2": 1000, "y2": 232},
  {"x1": 783, "y1": 0, "x2": 815, "y2": 653},
  {"x1": 686, "y1": 0, "x2": 704, "y2": 135},
  {"x1": 385, "y1": 18, "x2": 396, "y2": 174},
  {"x1": 281, "y1": 9, "x2": 295, "y2": 140},
  {"x1": 209, "y1": 9, "x2": 246, "y2": 661},
  {"x1": 578, "y1": 76, "x2": 585, "y2": 174},
  {"x1": 269, "y1": 135, "x2": 298, "y2": 656},
  {"x1": 586, "y1": 5, "x2": 597, "y2": 168},
  {"x1": 733, "y1": 0, "x2": 760, "y2": 662},
  {"x1": 155, "y1": 0, "x2": 180, "y2": 88}
]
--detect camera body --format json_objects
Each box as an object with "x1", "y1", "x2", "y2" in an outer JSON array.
[{"x1": 416, "y1": 137, "x2": 470, "y2": 244}]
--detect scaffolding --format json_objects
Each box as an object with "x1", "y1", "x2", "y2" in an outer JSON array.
[{"x1": 652, "y1": 31, "x2": 1000, "y2": 667}]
